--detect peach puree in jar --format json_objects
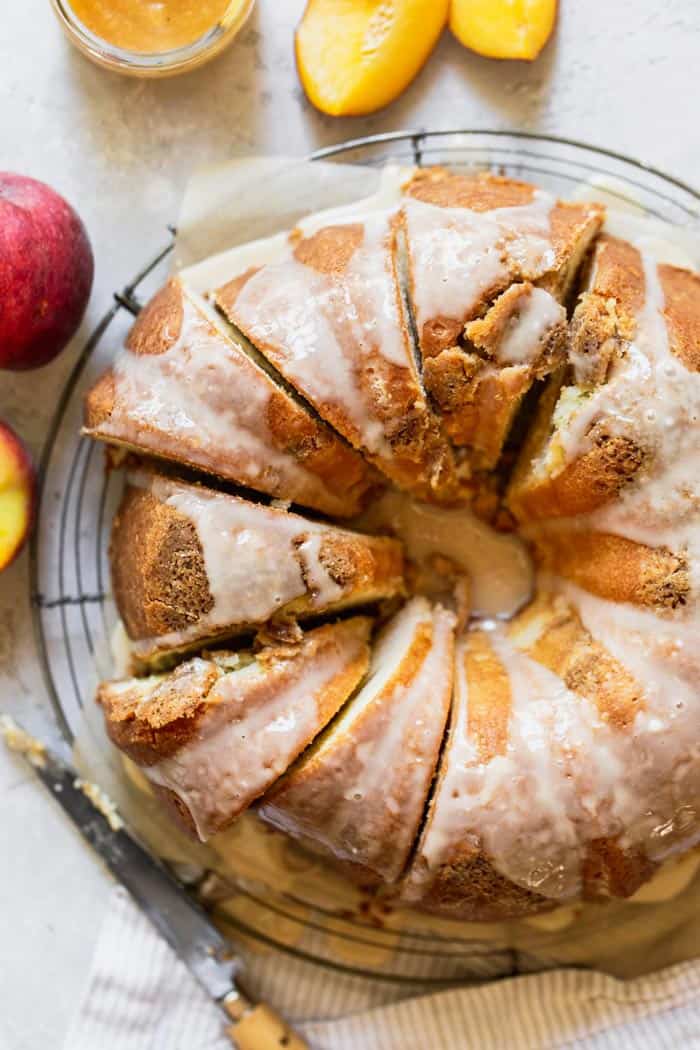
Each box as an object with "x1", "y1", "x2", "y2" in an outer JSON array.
[{"x1": 68, "y1": 0, "x2": 237, "y2": 53}]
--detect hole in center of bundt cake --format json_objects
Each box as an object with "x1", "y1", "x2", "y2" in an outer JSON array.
[{"x1": 352, "y1": 487, "x2": 533, "y2": 622}]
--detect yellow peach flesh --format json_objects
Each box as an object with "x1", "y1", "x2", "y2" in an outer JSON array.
[
  {"x1": 450, "y1": 0, "x2": 557, "y2": 61},
  {"x1": 0, "y1": 432, "x2": 33, "y2": 570},
  {"x1": 296, "y1": 0, "x2": 449, "y2": 117}
]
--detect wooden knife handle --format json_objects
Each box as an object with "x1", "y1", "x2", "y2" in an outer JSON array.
[{"x1": 226, "y1": 1003, "x2": 309, "y2": 1050}]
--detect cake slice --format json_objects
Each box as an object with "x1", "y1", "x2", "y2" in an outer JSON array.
[
  {"x1": 83, "y1": 278, "x2": 378, "y2": 518},
  {"x1": 403, "y1": 595, "x2": 653, "y2": 919},
  {"x1": 426, "y1": 282, "x2": 568, "y2": 470},
  {"x1": 397, "y1": 169, "x2": 602, "y2": 468},
  {"x1": 112, "y1": 470, "x2": 405, "y2": 669},
  {"x1": 214, "y1": 212, "x2": 461, "y2": 504},
  {"x1": 530, "y1": 529, "x2": 690, "y2": 611},
  {"x1": 508, "y1": 235, "x2": 700, "y2": 523},
  {"x1": 97, "y1": 617, "x2": 373, "y2": 840},
  {"x1": 258, "y1": 597, "x2": 456, "y2": 885}
]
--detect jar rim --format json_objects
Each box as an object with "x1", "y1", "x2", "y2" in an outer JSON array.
[{"x1": 50, "y1": 0, "x2": 255, "y2": 76}]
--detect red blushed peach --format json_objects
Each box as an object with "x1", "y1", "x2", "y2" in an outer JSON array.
[
  {"x1": 0, "y1": 173, "x2": 94, "y2": 371},
  {"x1": 0, "y1": 422, "x2": 36, "y2": 572}
]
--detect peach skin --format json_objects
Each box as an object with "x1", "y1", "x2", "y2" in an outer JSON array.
[
  {"x1": 296, "y1": 0, "x2": 449, "y2": 117},
  {"x1": 0, "y1": 421, "x2": 35, "y2": 572}
]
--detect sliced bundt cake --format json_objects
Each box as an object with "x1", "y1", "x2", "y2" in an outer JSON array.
[
  {"x1": 397, "y1": 169, "x2": 603, "y2": 469},
  {"x1": 111, "y1": 469, "x2": 405, "y2": 669},
  {"x1": 259, "y1": 597, "x2": 456, "y2": 884},
  {"x1": 97, "y1": 617, "x2": 373, "y2": 840},
  {"x1": 404, "y1": 587, "x2": 696, "y2": 917},
  {"x1": 87, "y1": 167, "x2": 700, "y2": 924},
  {"x1": 213, "y1": 211, "x2": 462, "y2": 504},
  {"x1": 83, "y1": 277, "x2": 378, "y2": 518}
]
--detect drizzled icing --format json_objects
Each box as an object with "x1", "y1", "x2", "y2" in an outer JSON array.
[
  {"x1": 557, "y1": 246, "x2": 700, "y2": 583},
  {"x1": 260, "y1": 598, "x2": 456, "y2": 881},
  {"x1": 135, "y1": 473, "x2": 364, "y2": 653},
  {"x1": 226, "y1": 211, "x2": 423, "y2": 463},
  {"x1": 403, "y1": 193, "x2": 556, "y2": 336},
  {"x1": 353, "y1": 488, "x2": 532, "y2": 619},
  {"x1": 496, "y1": 288, "x2": 565, "y2": 366},
  {"x1": 101, "y1": 286, "x2": 357, "y2": 516},
  {"x1": 411, "y1": 587, "x2": 700, "y2": 902},
  {"x1": 145, "y1": 631, "x2": 364, "y2": 840}
]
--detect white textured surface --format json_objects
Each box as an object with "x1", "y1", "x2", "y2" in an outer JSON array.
[{"x1": 0, "y1": 1, "x2": 697, "y2": 1046}]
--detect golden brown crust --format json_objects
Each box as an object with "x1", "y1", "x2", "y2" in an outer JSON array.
[
  {"x1": 261, "y1": 619, "x2": 435, "y2": 884},
  {"x1": 532, "y1": 529, "x2": 689, "y2": 610},
  {"x1": 400, "y1": 169, "x2": 598, "y2": 468},
  {"x1": 465, "y1": 283, "x2": 568, "y2": 373},
  {"x1": 111, "y1": 474, "x2": 405, "y2": 664},
  {"x1": 423, "y1": 284, "x2": 568, "y2": 469},
  {"x1": 216, "y1": 225, "x2": 462, "y2": 505},
  {"x1": 568, "y1": 235, "x2": 644, "y2": 385},
  {"x1": 98, "y1": 657, "x2": 223, "y2": 766},
  {"x1": 125, "y1": 281, "x2": 184, "y2": 357},
  {"x1": 88, "y1": 187, "x2": 700, "y2": 918},
  {"x1": 215, "y1": 266, "x2": 261, "y2": 309},
  {"x1": 292, "y1": 223, "x2": 365, "y2": 274},
  {"x1": 660, "y1": 262, "x2": 700, "y2": 372},
  {"x1": 111, "y1": 486, "x2": 214, "y2": 642},
  {"x1": 260, "y1": 605, "x2": 454, "y2": 884},
  {"x1": 407, "y1": 846, "x2": 554, "y2": 921},
  {"x1": 83, "y1": 279, "x2": 380, "y2": 518},
  {"x1": 403, "y1": 168, "x2": 538, "y2": 211},
  {"x1": 419, "y1": 317, "x2": 465, "y2": 360},
  {"x1": 510, "y1": 237, "x2": 699, "y2": 525},
  {"x1": 402, "y1": 168, "x2": 603, "y2": 306},
  {"x1": 509, "y1": 422, "x2": 645, "y2": 521},
  {"x1": 583, "y1": 838, "x2": 658, "y2": 900},
  {"x1": 84, "y1": 369, "x2": 117, "y2": 430},
  {"x1": 465, "y1": 630, "x2": 511, "y2": 762},
  {"x1": 401, "y1": 631, "x2": 554, "y2": 919},
  {"x1": 511, "y1": 592, "x2": 645, "y2": 730},
  {"x1": 98, "y1": 617, "x2": 373, "y2": 771}
]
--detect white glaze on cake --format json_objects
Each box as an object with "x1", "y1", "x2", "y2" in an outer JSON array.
[
  {"x1": 354, "y1": 488, "x2": 532, "y2": 619},
  {"x1": 496, "y1": 287, "x2": 565, "y2": 366},
  {"x1": 137, "y1": 473, "x2": 351, "y2": 649},
  {"x1": 259, "y1": 598, "x2": 456, "y2": 882},
  {"x1": 226, "y1": 211, "x2": 419, "y2": 458},
  {"x1": 557, "y1": 246, "x2": 700, "y2": 582},
  {"x1": 101, "y1": 286, "x2": 348, "y2": 511},
  {"x1": 403, "y1": 193, "x2": 557, "y2": 335},
  {"x1": 409, "y1": 578, "x2": 700, "y2": 904},
  {"x1": 145, "y1": 637, "x2": 363, "y2": 841}
]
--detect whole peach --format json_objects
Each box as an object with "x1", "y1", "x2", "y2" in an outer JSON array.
[{"x1": 0, "y1": 173, "x2": 94, "y2": 370}]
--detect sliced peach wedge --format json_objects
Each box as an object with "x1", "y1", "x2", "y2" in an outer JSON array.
[
  {"x1": 0, "y1": 421, "x2": 35, "y2": 572},
  {"x1": 296, "y1": 0, "x2": 449, "y2": 117},
  {"x1": 450, "y1": 0, "x2": 557, "y2": 61}
]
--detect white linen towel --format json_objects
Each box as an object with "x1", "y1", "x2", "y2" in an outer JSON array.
[{"x1": 65, "y1": 887, "x2": 700, "y2": 1050}]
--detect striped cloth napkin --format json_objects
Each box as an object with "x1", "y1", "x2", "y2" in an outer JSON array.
[{"x1": 65, "y1": 886, "x2": 700, "y2": 1050}]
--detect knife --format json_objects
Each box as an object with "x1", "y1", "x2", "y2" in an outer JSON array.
[{"x1": 4, "y1": 722, "x2": 308, "y2": 1050}]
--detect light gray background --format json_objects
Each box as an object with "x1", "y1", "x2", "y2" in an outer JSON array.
[{"x1": 1, "y1": 2, "x2": 698, "y2": 1046}]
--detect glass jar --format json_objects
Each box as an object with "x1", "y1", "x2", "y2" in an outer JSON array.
[{"x1": 50, "y1": 0, "x2": 255, "y2": 77}]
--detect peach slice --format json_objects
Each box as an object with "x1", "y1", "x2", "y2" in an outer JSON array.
[
  {"x1": 0, "y1": 422, "x2": 36, "y2": 572},
  {"x1": 296, "y1": 0, "x2": 449, "y2": 117},
  {"x1": 450, "y1": 0, "x2": 557, "y2": 61}
]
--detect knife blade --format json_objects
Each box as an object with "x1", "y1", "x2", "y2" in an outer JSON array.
[{"x1": 3, "y1": 720, "x2": 308, "y2": 1050}]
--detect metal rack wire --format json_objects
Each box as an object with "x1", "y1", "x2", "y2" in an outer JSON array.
[{"x1": 27, "y1": 129, "x2": 700, "y2": 982}]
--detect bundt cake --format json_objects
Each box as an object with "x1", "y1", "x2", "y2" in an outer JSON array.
[
  {"x1": 259, "y1": 597, "x2": 456, "y2": 885},
  {"x1": 84, "y1": 165, "x2": 700, "y2": 923},
  {"x1": 83, "y1": 277, "x2": 377, "y2": 518},
  {"x1": 110, "y1": 469, "x2": 404, "y2": 669},
  {"x1": 97, "y1": 617, "x2": 372, "y2": 839}
]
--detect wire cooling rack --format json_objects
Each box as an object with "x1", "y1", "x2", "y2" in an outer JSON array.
[{"x1": 28, "y1": 130, "x2": 700, "y2": 983}]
